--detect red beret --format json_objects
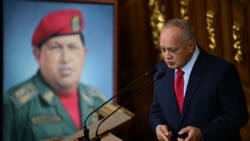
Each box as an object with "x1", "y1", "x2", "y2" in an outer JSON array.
[{"x1": 32, "y1": 9, "x2": 84, "y2": 47}]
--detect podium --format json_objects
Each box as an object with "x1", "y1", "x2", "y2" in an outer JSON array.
[{"x1": 63, "y1": 103, "x2": 134, "y2": 141}]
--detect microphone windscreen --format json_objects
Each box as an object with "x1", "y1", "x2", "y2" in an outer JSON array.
[
  {"x1": 154, "y1": 72, "x2": 165, "y2": 81},
  {"x1": 145, "y1": 68, "x2": 157, "y2": 76}
]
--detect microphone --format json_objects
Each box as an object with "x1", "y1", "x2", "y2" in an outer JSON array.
[
  {"x1": 94, "y1": 72, "x2": 165, "y2": 141},
  {"x1": 82, "y1": 67, "x2": 157, "y2": 141}
]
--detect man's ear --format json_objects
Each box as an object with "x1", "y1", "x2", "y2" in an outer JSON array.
[
  {"x1": 33, "y1": 47, "x2": 40, "y2": 61},
  {"x1": 188, "y1": 39, "x2": 196, "y2": 52}
]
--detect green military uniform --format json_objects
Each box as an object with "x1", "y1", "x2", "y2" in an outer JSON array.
[{"x1": 3, "y1": 70, "x2": 107, "y2": 141}]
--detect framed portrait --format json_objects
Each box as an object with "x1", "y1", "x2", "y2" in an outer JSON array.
[{"x1": 3, "y1": 0, "x2": 118, "y2": 100}]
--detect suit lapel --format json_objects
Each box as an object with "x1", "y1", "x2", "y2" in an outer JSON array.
[
  {"x1": 161, "y1": 67, "x2": 181, "y2": 117},
  {"x1": 181, "y1": 50, "x2": 207, "y2": 121}
]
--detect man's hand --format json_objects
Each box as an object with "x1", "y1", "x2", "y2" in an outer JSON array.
[
  {"x1": 177, "y1": 126, "x2": 202, "y2": 141},
  {"x1": 156, "y1": 124, "x2": 172, "y2": 141}
]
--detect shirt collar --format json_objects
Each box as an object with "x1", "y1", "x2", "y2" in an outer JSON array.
[{"x1": 177, "y1": 45, "x2": 200, "y2": 74}]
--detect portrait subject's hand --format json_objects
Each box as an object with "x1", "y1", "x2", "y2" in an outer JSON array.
[
  {"x1": 156, "y1": 124, "x2": 172, "y2": 141},
  {"x1": 177, "y1": 126, "x2": 202, "y2": 141}
]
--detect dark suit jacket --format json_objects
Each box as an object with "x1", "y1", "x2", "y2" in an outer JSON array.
[{"x1": 149, "y1": 47, "x2": 249, "y2": 141}]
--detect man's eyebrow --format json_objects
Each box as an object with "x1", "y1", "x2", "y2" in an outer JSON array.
[{"x1": 160, "y1": 46, "x2": 177, "y2": 49}]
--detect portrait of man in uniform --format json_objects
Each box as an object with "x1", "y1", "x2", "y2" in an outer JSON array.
[
  {"x1": 3, "y1": 0, "x2": 116, "y2": 99},
  {"x1": 3, "y1": 0, "x2": 117, "y2": 140}
]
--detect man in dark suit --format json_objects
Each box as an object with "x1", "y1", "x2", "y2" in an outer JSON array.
[{"x1": 149, "y1": 18, "x2": 249, "y2": 141}]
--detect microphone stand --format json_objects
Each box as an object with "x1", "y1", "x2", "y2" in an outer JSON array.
[
  {"x1": 94, "y1": 72, "x2": 165, "y2": 141},
  {"x1": 83, "y1": 68, "x2": 157, "y2": 141}
]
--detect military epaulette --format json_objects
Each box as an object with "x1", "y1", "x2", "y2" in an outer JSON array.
[
  {"x1": 89, "y1": 87, "x2": 99, "y2": 96},
  {"x1": 88, "y1": 86, "x2": 107, "y2": 101},
  {"x1": 81, "y1": 92, "x2": 93, "y2": 105},
  {"x1": 10, "y1": 82, "x2": 39, "y2": 108}
]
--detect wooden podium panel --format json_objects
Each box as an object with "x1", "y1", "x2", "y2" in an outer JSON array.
[
  {"x1": 98, "y1": 132, "x2": 123, "y2": 141},
  {"x1": 63, "y1": 104, "x2": 134, "y2": 141}
]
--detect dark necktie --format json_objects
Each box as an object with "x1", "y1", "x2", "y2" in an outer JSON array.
[{"x1": 174, "y1": 69, "x2": 184, "y2": 114}]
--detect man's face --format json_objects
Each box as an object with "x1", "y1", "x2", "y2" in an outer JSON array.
[
  {"x1": 34, "y1": 34, "x2": 86, "y2": 92},
  {"x1": 159, "y1": 26, "x2": 195, "y2": 69}
]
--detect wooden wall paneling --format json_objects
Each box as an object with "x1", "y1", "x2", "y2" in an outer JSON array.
[
  {"x1": 118, "y1": 0, "x2": 159, "y2": 140},
  {"x1": 244, "y1": 1, "x2": 250, "y2": 111},
  {"x1": 189, "y1": 0, "x2": 207, "y2": 49},
  {"x1": 162, "y1": 0, "x2": 174, "y2": 19},
  {"x1": 118, "y1": 0, "x2": 155, "y2": 91},
  {"x1": 118, "y1": 0, "x2": 135, "y2": 88},
  {"x1": 231, "y1": 0, "x2": 250, "y2": 85},
  {"x1": 219, "y1": 0, "x2": 233, "y2": 62},
  {"x1": 170, "y1": 0, "x2": 208, "y2": 51},
  {"x1": 205, "y1": 0, "x2": 223, "y2": 57},
  {"x1": 231, "y1": 1, "x2": 250, "y2": 140},
  {"x1": 130, "y1": 1, "x2": 163, "y2": 140},
  {"x1": 246, "y1": 0, "x2": 250, "y2": 86},
  {"x1": 245, "y1": 1, "x2": 250, "y2": 90},
  {"x1": 171, "y1": 0, "x2": 181, "y2": 18},
  {"x1": 148, "y1": 0, "x2": 169, "y2": 60},
  {"x1": 127, "y1": 1, "x2": 161, "y2": 140}
]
